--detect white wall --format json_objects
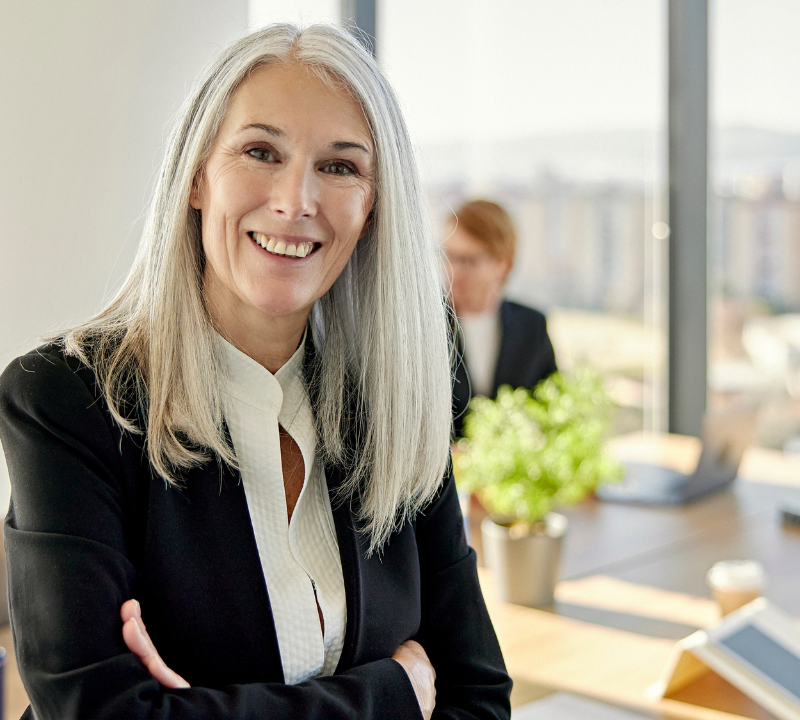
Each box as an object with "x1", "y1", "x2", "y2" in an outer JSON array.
[
  {"x1": 248, "y1": 0, "x2": 339, "y2": 28},
  {"x1": 0, "y1": 1, "x2": 249, "y2": 534}
]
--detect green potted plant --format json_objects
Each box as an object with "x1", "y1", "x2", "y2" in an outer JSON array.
[{"x1": 454, "y1": 367, "x2": 623, "y2": 607}]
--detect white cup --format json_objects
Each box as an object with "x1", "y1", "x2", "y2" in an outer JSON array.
[{"x1": 707, "y1": 560, "x2": 765, "y2": 617}]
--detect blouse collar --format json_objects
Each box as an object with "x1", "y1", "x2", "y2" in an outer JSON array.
[{"x1": 215, "y1": 329, "x2": 307, "y2": 416}]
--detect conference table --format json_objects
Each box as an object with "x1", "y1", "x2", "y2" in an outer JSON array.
[
  {"x1": 2, "y1": 434, "x2": 799, "y2": 719},
  {"x1": 473, "y1": 433, "x2": 800, "y2": 719}
]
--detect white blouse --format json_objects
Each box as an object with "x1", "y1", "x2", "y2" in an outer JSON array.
[
  {"x1": 460, "y1": 309, "x2": 502, "y2": 397},
  {"x1": 217, "y1": 334, "x2": 347, "y2": 685}
]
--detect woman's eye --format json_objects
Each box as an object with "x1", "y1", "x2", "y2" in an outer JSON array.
[
  {"x1": 322, "y1": 161, "x2": 355, "y2": 176},
  {"x1": 247, "y1": 148, "x2": 276, "y2": 162}
]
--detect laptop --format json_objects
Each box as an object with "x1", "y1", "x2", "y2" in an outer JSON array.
[{"x1": 597, "y1": 407, "x2": 756, "y2": 505}]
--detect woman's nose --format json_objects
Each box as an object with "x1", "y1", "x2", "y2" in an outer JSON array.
[{"x1": 268, "y1": 162, "x2": 317, "y2": 221}]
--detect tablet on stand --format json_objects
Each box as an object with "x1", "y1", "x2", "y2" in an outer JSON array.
[{"x1": 649, "y1": 598, "x2": 800, "y2": 720}]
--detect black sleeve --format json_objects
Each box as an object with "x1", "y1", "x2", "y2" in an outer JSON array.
[
  {"x1": 414, "y1": 468, "x2": 512, "y2": 719},
  {"x1": 0, "y1": 349, "x2": 421, "y2": 720},
  {"x1": 524, "y1": 309, "x2": 557, "y2": 387}
]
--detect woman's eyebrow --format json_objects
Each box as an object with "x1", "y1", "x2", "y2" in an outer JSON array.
[
  {"x1": 241, "y1": 124, "x2": 371, "y2": 155},
  {"x1": 243, "y1": 123, "x2": 283, "y2": 137},
  {"x1": 330, "y1": 140, "x2": 371, "y2": 155}
]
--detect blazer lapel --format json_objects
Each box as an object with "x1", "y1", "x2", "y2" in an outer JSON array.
[
  {"x1": 326, "y1": 460, "x2": 364, "y2": 673},
  {"x1": 491, "y1": 300, "x2": 512, "y2": 396},
  {"x1": 142, "y1": 455, "x2": 285, "y2": 686},
  {"x1": 303, "y1": 330, "x2": 365, "y2": 673}
]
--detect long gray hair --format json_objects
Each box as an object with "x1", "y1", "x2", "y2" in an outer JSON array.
[{"x1": 62, "y1": 23, "x2": 452, "y2": 553}]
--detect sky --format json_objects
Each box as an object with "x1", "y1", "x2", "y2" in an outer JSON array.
[
  {"x1": 711, "y1": 0, "x2": 800, "y2": 134},
  {"x1": 249, "y1": 0, "x2": 800, "y2": 145}
]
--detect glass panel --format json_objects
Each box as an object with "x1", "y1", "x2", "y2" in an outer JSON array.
[
  {"x1": 380, "y1": 0, "x2": 667, "y2": 434},
  {"x1": 709, "y1": 0, "x2": 800, "y2": 451}
]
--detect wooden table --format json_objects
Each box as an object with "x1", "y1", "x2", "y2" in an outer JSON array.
[
  {"x1": 476, "y1": 434, "x2": 800, "y2": 719},
  {"x1": 1, "y1": 624, "x2": 28, "y2": 720},
  {"x1": 513, "y1": 692, "x2": 661, "y2": 719},
  {"x1": 563, "y1": 437, "x2": 800, "y2": 613}
]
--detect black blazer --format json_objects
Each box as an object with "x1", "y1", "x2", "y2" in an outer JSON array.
[
  {"x1": 453, "y1": 300, "x2": 557, "y2": 437},
  {"x1": 0, "y1": 344, "x2": 511, "y2": 720}
]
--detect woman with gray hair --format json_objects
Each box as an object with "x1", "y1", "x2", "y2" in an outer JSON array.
[{"x1": 0, "y1": 22, "x2": 510, "y2": 720}]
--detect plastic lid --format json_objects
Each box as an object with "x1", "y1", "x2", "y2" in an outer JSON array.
[{"x1": 707, "y1": 559, "x2": 765, "y2": 590}]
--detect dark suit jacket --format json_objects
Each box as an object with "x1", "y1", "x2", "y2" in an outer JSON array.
[
  {"x1": 452, "y1": 301, "x2": 557, "y2": 438},
  {"x1": 0, "y1": 344, "x2": 511, "y2": 720}
]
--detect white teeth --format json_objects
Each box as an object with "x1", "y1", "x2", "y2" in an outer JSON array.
[{"x1": 252, "y1": 233, "x2": 314, "y2": 258}]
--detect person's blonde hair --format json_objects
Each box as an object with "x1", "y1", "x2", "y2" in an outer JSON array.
[
  {"x1": 453, "y1": 199, "x2": 516, "y2": 264},
  {"x1": 61, "y1": 23, "x2": 452, "y2": 554}
]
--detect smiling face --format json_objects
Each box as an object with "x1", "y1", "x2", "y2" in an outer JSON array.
[{"x1": 191, "y1": 61, "x2": 375, "y2": 353}]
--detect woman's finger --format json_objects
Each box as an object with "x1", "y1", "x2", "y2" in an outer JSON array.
[
  {"x1": 120, "y1": 598, "x2": 141, "y2": 623},
  {"x1": 122, "y1": 613, "x2": 190, "y2": 689}
]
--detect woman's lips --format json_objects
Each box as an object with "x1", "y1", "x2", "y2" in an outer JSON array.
[{"x1": 249, "y1": 231, "x2": 316, "y2": 258}]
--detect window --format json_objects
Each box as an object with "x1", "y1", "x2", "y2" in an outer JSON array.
[
  {"x1": 709, "y1": 0, "x2": 800, "y2": 450},
  {"x1": 380, "y1": 0, "x2": 668, "y2": 433}
]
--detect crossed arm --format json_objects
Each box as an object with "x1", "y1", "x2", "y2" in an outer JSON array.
[{"x1": 120, "y1": 599, "x2": 437, "y2": 719}]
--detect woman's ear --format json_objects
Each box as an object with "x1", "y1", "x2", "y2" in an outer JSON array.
[
  {"x1": 189, "y1": 174, "x2": 203, "y2": 210},
  {"x1": 359, "y1": 205, "x2": 376, "y2": 239}
]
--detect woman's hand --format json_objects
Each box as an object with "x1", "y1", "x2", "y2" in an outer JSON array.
[
  {"x1": 120, "y1": 600, "x2": 190, "y2": 689},
  {"x1": 391, "y1": 640, "x2": 436, "y2": 720},
  {"x1": 122, "y1": 600, "x2": 434, "y2": 714}
]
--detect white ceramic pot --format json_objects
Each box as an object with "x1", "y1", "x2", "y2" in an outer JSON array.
[{"x1": 481, "y1": 512, "x2": 568, "y2": 607}]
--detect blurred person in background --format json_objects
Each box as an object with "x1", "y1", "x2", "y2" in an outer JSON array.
[{"x1": 443, "y1": 200, "x2": 557, "y2": 438}]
